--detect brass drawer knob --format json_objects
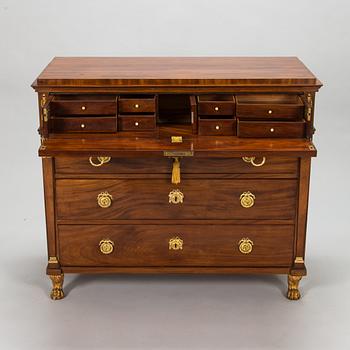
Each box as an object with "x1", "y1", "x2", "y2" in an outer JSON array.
[
  {"x1": 169, "y1": 237, "x2": 183, "y2": 250},
  {"x1": 214, "y1": 106, "x2": 219, "y2": 111},
  {"x1": 89, "y1": 156, "x2": 111, "y2": 167},
  {"x1": 242, "y1": 156, "x2": 266, "y2": 167},
  {"x1": 99, "y1": 239, "x2": 114, "y2": 254},
  {"x1": 134, "y1": 104, "x2": 140, "y2": 108},
  {"x1": 169, "y1": 189, "x2": 184, "y2": 204},
  {"x1": 81, "y1": 123, "x2": 85, "y2": 128},
  {"x1": 97, "y1": 192, "x2": 113, "y2": 208},
  {"x1": 215, "y1": 125, "x2": 220, "y2": 130},
  {"x1": 81, "y1": 106, "x2": 86, "y2": 111},
  {"x1": 238, "y1": 238, "x2": 253, "y2": 254},
  {"x1": 268, "y1": 109, "x2": 273, "y2": 114},
  {"x1": 240, "y1": 191, "x2": 255, "y2": 208},
  {"x1": 135, "y1": 121, "x2": 139, "y2": 126}
]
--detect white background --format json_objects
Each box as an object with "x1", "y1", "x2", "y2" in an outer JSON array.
[{"x1": 0, "y1": 0, "x2": 349, "y2": 349}]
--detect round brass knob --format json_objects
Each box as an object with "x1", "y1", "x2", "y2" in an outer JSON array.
[
  {"x1": 81, "y1": 124, "x2": 85, "y2": 128},
  {"x1": 270, "y1": 128, "x2": 275, "y2": 133},
  {"x1": 97, "y1": 192, "x2": 113, "y2": 208},
  {"x1": 99, "y1": 239, "x2": 114, "y2": 254},
  {"x1": 268, "y1": 109, "x2": 273, "y2": 114},
  {"x1": 81, "y1": 106, "x2": 86, "y2": 111},
  {"x1": 238, "y1": 238, "x2": 253, "y2": 254},
  {"x1": 134, "y1": 104, "x2": 140, "y2": 109},
  {"x1": 215, "y1": 125, "x2": 220, "y2": 130},
  {"x1": 135, "y1": 122, "x2": 139, "y2": 126},
  {"x1": 240, "y1": 191, "x2": 255, "y2": 208},
  {"x1": 214, "y1": 106, "x2": 219, "y2": 111}
]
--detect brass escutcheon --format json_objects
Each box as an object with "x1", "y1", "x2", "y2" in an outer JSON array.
[
  {"x1": 242, "y1": 157, "x2": 266, "y2": 167},
  {"x1": 97, "y1": 192, "x2": 113, "y2": 208},
  {"x1": 169, "y1": 237, "x2": 183, "y2": 250},
  {"x1": 89, "y1": 156, "x2": 111, "y2": 167},
  {"x1": 168, "y1": 189, "x2": 184, "y2": 204},
  {"x1": 99, "y1": 239, "x2": 114, "y2": 254},
  {"x1": 238, "y1": 238, "x2": 254, "y2": 254},
  {"x1": 240, "y1": 191, "x2": 255, "y2": 208}
]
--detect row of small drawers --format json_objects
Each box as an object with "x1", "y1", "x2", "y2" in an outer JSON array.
[
  {"x1": 51, "y1": 94, "x2": 304, "y2": 120},
  {"x1": 58, "y1": 224, "x2": 294, "y2": 267}
]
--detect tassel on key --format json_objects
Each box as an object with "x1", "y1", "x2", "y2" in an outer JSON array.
[{"x1": 171, "y1": 157, "x2": 181, "y2": 184}]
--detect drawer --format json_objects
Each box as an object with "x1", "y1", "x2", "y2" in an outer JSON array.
[
  {"x1": 56, "y1": 179, "x2": 297, "y2": 220},
  {"x1": 55, "y1": 156, "x2": 298, "y2": 175},
  {"x1": 198, "y1": 118, "x2": 236, "y2": 136},
  {"x1": 58, "y1": 224, "x2": 294, "y2": 267},
  {"x1": 197, "y1": 95, "x2": 235, "y2": 116},
  {"x1": 236, "y1": 94, "x2": 304, "y2": 120},
  {"x1": 51, "y1": 117, "x2": 116, "y2": 133},
  {"x1": 119, "y1": 96, "x2": 156, "y2": 114},
  {"x1": 51, "y1": 100, "x2": 117, "y2": 116},
  {"x1": 237, "y1": 120, "x2": 306, "y2": 138},
  {"x1": 118, "y1": 115, "x2": 156, "y2": 131}
]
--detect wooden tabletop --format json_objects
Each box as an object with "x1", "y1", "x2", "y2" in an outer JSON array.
[{"x1": 33, "y1": 57, "x2": 320, "y2": 88}]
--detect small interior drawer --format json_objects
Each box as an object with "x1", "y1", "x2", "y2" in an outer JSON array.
[
  {"x1": 118, "y1": 115, "x2": 156, "y2": 131},
  {"x1": 119, "y1": 96, "x2": 156, "y2": 114},
  {"x1": 236, "y1": 94, "x2": 304, "y2": 120},
  {"x1": 198, "y1": 118, "x2": 236, "y2": 136},
  {"x1": 51, "y1": 100, "x2": 117, "y2": 116},
  {"x1": 197, "y1": 95, "x2": 235, "y2": 116},
  {"x1": 237, "y1": 120, "x2": 306, "y2": 138},
  {"x1": 51, "y1": 117, "x2": 116, "y2": 133}
]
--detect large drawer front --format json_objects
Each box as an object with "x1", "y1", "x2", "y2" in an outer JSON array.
[
  {"x1": 55, "y1": 156, "x2": 298, "y2": 175},
  {"x1": 56, "y1": 179, "x2": 297, "y2": 220},
  {"x1": 58, "y1": 224, "x2": 294, "y2": 267}
]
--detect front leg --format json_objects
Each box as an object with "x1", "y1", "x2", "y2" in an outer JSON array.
[
  {"x1": 287, "y1": 274, "x2": 302, "y2": 300},
  {"x1": 49, "y1": 273, "x2": 64, "y2": 300}
]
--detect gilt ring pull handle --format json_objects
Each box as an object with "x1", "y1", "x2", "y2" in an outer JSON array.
[
  {"x1": 97, "y1": 192, "x2": 113, "y2": 208},
  {"x1": 238, "y1": 238, "x2": 254, "y2": 254},
  {"x1": 242, "y1": 157, "x2": 266, "y2": 167},
  {"x1": 240, "y1": 191, "x2": 255, "y2": 208},
  {"x1": 89, "y1": 156, "x2": 111, "y2": 167},
  {"x1": 99, "y1": 239, "x2": 114, "y2": 255}
]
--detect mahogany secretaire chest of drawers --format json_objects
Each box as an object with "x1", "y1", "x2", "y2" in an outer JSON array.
[{"x1": 32, "y1": 57, "x2": 322, "y2": 300}]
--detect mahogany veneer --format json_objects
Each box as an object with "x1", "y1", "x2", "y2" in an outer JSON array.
[{"x1": 32, "y1": 57, "x2": 322, "y2": 300}]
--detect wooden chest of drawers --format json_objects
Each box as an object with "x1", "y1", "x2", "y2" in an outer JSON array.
[{"x1": 32, "y1": 57, "x2": 322, "y2": 300}]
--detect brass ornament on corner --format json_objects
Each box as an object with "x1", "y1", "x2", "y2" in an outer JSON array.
[
  {"x1": 242, "y1": 156, "x2": 266, "y2": 167},
  {"x1": 240, "y1": 191, "x2": 255, "y2": 208},
  {"x1": 306, "y1": 93, "x2": 313, "y2": 122},
  {"x1": 89, "y1": 156, "x2": 111, "y2": 167},
  {"x1": 238, "y1": 238, "x2": 254, "y2": 254},
  {"x1": 99, "y1": 239, "x2": 115, "y2": 255},
  {"x1": 168, "y1": 189, "x2": 184, "y2": 204},
  {"x1": 97, "y1": 191, "x2": 113, "y2": 208},
  {"x1": 48, "y1": 257, "x2": 58, "y2": 264},
  {"x1": 169, "y1": 237, "x2": 183, "y2": 250}
]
